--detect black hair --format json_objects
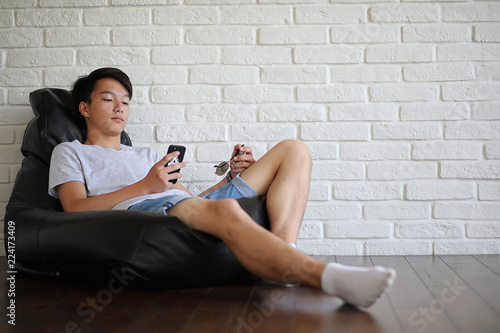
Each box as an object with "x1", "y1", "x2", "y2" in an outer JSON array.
[{"x1": 70, "y1": 67, "x2": 133, "y2": 112}]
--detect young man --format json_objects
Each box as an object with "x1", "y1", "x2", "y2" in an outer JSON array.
[{"x1": 49, "y1": 67, "x2": 395, "y2": 308}]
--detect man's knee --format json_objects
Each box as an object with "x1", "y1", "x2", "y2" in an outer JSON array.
[{"x1": 279, "y1": 140, "x2": 311, "y2": 165}]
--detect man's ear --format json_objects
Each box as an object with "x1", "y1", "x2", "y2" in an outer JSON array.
[{"x1": 79, "y1": 102, "x2": 89, "y2": 117}]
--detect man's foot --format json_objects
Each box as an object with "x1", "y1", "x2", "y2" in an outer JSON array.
[{"x1": 321, "y1": 263, "x2": 396, "y2": 307}]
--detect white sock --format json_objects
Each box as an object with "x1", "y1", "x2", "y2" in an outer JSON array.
[{"x1": 321, "y1": 263, "x2": 396, "y2": 308}]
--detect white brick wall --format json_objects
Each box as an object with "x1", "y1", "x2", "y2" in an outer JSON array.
[{"x1": 1, "y1": 0, "x2": 499, "y2": 256}]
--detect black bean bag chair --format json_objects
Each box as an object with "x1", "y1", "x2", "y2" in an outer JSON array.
[{"x1": 4, "y1": 88, "x2": 269, "y2": 287}]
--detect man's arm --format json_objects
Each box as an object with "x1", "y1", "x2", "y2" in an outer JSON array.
[{"x1": 58, "y1": 152, "x2": 187, "y2": 212}]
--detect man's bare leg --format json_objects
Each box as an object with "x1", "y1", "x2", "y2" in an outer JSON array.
[
  {"x1": 239, "y1": 140, "x2": 312, "y2": 244},
  {"x1": 167, "y1": 198, "x2": 396, "y2": 308}
]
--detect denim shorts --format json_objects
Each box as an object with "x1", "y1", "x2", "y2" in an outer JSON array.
[{"x1": 127, "y1": 174, "x2": 258, "y2": 216}]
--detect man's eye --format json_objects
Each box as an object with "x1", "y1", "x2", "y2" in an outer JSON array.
[
  {"x1": 122, "y1": 102, "x2": 129, "y2": 105},
  {"x1": 103, "y1": 98, "x2": 112, "y2": 102}
]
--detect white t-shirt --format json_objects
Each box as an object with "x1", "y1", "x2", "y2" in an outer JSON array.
[{"x1": 48, "y1": 140, "x2": 192, "y2": 210}]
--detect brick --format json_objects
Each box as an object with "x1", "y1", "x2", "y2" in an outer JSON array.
[
  {"x1": 441, "y1": 162, "x2": 500, "y2": 179},
  {"x1": 366, "y1": 240, "x2": 432, "y2": 255},
  {"x1": 223, "y1": 46, "x2": 291, "y2": 65},
  {"x1": 370, "y1": 84, "x2": 438, "y2": 102},
  {"x1": 475, "y1": 64, "x2": 500, "y2": 81},
  {"x1": 7, "y1": 49, "x2": 74, "y2": 68},
  {"x1": 126, "y1": 125, "x2": 154, "y2": 143},
  {"x1": 297, "y1": 85, "x2": 366, "y2": 103},
  {"x1": 187, "y1": 26, "x2": 255, "y2": 45},
  {"x1": 442, "y1": 82, "x2": 500, "y2": 102},
  {"x1": 152, "y1": 86, "x2": 220, "y2": 104},
  {"x1": 364, "y1": 202, "x2": 430, "y2": 219},
  {"x1": 41, "y1": 0, "x2": 106, "y2": 6},
  {"x1": 0, "y1": 29, "x2": 42, "y2": 48},
  {"x1": 153, "y1": 6, "x2": 218, "y2": 25},
  {"x1": 485, "y1": 143, "x2": 500, "y2": 160},
  {"x1": 301, "y1": 123, "x2": 369, "y2": 141},
  {"x1": 294, "y1": 46, "x2": 363, "y2": 64},
  {"x1": 434, "y1": 202, "x2": 500, "y2": 220},
  {"x1": 475, "y1": 24, "x2": 500, "y2": 42},
  {"x1": 412, "y1": 141, "x2": 481, "y2": 160},
  {"x1": 298, "y1": 221, "x2": 323, "y2": 239},
  {"x1": 262, "y1": 65, "x2": 327, "y2": 84},
  {"x1": 258, "y1": 104, "x2": 326, "y2": 122},
  {"x1": 403, "y1": 63, "x2": 474, "y2": 82},
  {"x1": 0, "y1": 127, "x2": 15, "y2": 144},
  {"x1": 467, "y1": 222, "x2": 500, "y2": 238},
  {"x1": 221, "y1": 6, "x2": 291, "y2": 24},
  {"x1": 128, "y1": 105, "x2": 184, "y2": 124},
  {"x1": 311, "y1": 162, "x2": 364, "y2": 180},
  {"x1": 443, "y1": 3, "x2": 500, "y2": 22},
  {"x1": 435, "y1": 240, "x2": 499, "y2": 255},
  {"x1": 191, "y1": 66, "x2": 259, "y2": 84},
  {"x1": 79, "y1": 48, "x2": 149, "y2": 66},
  {"x1": 366, "y1": 45, "x2": 433, "y2": 63},
  {"x1": 307, "y1": 142, "x2": 338, "y2": 160},
  {"x1": 0, "y1": 0, "x2": 36, "y2": 8},
  {"x1": 44, "y1": 68, "x2": 85, "y2": 87},
  {"x1": 370, "y1": 4, "x2": 439, "y2": 23},
  {"x1": 196, "y1": 144, "x2": 237, "y2": 162},
  {"x1": 0, "y1": 69, "x2": 42, "y2": 87},
  {"x1": 0, "y1": 11, "x2": 14, "y2": 27},
  {"x1": 260, "y1": 27, "x2": 327, "y2": 44},
  {"x1": 333, "y1": 181, "x2": 402, "y2": 201},
  {"x1": 224, "y1": 85, "x2": 293, "y2": 103},
  {"x1": 0, "y1": 183, "x2": 14, "y2": 202},
  {"x1": 329, "y1": 103, "x2": 397, "y2": 121},
  {"x1": 85, "y1": 7, "x2": 150, "y2": 26},
  {"x1": 479, "y1": 183, "x2": 500, "y2": 201},
  {"x1": 438, "y1": 44, "x2": 500, "y2": 62},
  {"x1": 477, "y1": 100, "x2": 500, "y2": 124},
  {"x1": 395, "y1": 221, "x2": 464, "y2": 239},
  {"x1": 296, "y1": 5, "x2": 365, "y2": 24},
  {"x1": 331, "y1": 25, "x2": 398, "y2": 44},
  {"x1": 445, "y1": 122, "x2": 500, "y2": 140},
  {"x1": 157, "y1": 124, "x2": 226, "y2": 143},
  {"x1": 231, "y1": 124, "x2": 296, "y2": 141},
  {"x1": 401, "y1": 102, "x2": 469, "y2": 121},
  {"x1": 332, "y1": 65, "x2": 400, "y2": 83},
  {"x1": 187, "y1": 105, "x2": 256, "y2": 123},
  {"x1": 153, "y1": 46, "x2": 218, "y2": 65},
  {"x1": 304, "y1": 202, "x2": 361, "y2": 220},
  {"x1": 16, "y1": 9, "x2": 81, "y2": 27},
  {"x1": 367, "y1": 161, "x2": 437, "y2": 180},
  {"x1": 126, "y1": 66, "x2": 186, "y2": 85},
  {"x1": 403, "y1": 24, "x2": 471, "y2": 42},
  {"x1": 112, "y1": 0, "x2": 179, "y2": 5},
  {"x1": 325, "y1": 221, "x2": 391, "y2": 239},
  {"x1": 340, "y1": 142, "x2": 410, "y2": 161},
  {"x1": 308, "y1": 182, "x2": 330, "y2": 201},
  {"x1": 0, "y1": 166, "x2": 9, "y2": 183},
  {"x1": 373, "y1": 122, "x2": 442, "y2": 140},
  {"x1": 297, "y1": 239, "x2": 364, "y2": 256},
  {"x1": 113, "y1": 27, "x2": 180, "y2": 46},
  {"x1": 8, "y1": 88, "x2": 35, "y2": 105},
  {"x1": 406, "y1": 180, "x2": 474, "y2": 200},
  {"x1": 46, "y1": 28, "x2": 109, "y2": 47}
]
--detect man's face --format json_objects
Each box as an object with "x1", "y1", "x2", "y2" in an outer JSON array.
[{"x1": 80, "y1": 78, "x2": 131, "y2": 138}]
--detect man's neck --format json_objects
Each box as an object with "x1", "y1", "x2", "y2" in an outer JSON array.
[{"x1": 84, "y1": 134, "x2": 122, "y2": 150}]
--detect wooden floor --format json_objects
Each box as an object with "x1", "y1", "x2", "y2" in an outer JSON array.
[{"x1": 1, "y1": 255, "x2": 499, "y2": 333}]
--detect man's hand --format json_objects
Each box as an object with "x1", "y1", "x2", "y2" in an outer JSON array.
[
  {"x1": 141, "y1": 151, "x2": 186, "y2": 193},
  {"x1": 230, "y1": 144, "x2": 255, "y2": 179}
]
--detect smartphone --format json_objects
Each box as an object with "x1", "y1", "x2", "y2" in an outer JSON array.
[{"x1": 166, "y1": 145, "x2": 186, "y2": 184}]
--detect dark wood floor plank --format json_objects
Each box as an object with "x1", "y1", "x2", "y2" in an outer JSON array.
[
  {"x1": 371, "y1": 256, "x2": 458, "y2": 333},
  {"x1": 440, "y1": 255, "x2": 500, "y2": 316},
  {"x1": 178, "y1": 283, "x2": 255, "y2": 333},
  {"x1": 126, "y1": 287, "x2": 211, "y2": 333},
  {"x1": 473, "y1": 254, "x2": 500, "y2": 277},
  {"x1": 407, "y1": 255, "x2": 500, "y2": 333}
]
